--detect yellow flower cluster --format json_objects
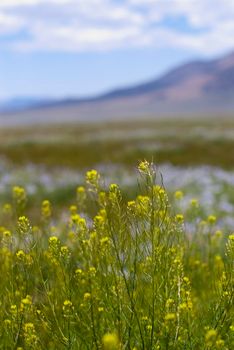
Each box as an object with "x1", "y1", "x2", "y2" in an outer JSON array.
[{"x1": 0, "y1": 164, "x2": 232, "y2": 349}]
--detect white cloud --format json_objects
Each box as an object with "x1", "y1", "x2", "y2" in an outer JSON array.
[
  {"x1": 15, "y1": 23, "x2": 145, "y2": 52},
  {"x1": 0, "y1": 12, "x2": 24, "y2": 34},
  {"x1": 0, "y1": 0, "x2": 233, "y2": 55},
  {"x1": 0, "y1": 0, "x2": 72, "y2": 6},
  {"x1": 0, "y1": 0, "x2": 42, "y2": 6}
]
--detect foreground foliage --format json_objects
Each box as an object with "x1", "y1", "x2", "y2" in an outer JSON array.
[{"x1": 0, "y1": 162, "x2": 233, "y2": 349}]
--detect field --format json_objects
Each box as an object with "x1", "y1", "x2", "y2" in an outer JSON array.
[
  {"x1": 0, "y1": 118, "x2": 233, "y2": 349},
  {"x1": 1, "y1": 118, "x2": 234, "y2": 169}
]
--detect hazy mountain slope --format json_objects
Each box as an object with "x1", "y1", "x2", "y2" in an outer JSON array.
[{"x1": 0, "y1": 51, "x2": 233, "y2": 126}]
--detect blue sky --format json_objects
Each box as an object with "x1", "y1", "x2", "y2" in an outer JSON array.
[{"x1": 0, "y1": 0, "x2": 234, "y2": 100}]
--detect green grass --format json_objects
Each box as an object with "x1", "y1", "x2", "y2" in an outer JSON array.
[{"x1": 1, "y1": 118, "x2": 234, "y2": 169}]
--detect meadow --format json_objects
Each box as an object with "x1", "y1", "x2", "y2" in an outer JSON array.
[
  {"x1": 0, "y1": 119, "x2": 233, "y2": 349},
  {"x1": 1, "y1": 118, "x2": 234, "y2": 169}
]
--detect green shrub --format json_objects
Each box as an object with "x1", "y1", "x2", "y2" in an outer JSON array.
[{"x1": 0, "y1": 161, "x2": 233, "y2": 349}]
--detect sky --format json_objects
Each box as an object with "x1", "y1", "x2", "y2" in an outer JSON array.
[{"x1": 0, "y1": 0, "x2": 234, "y2": 100}]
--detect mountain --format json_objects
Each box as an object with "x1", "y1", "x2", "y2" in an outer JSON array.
[
  {"x1": 1, "y1": 51, "x2": 234, "y2": 126},
  {"x1": 0, "y1": 97, "x2": 54, "y2": 113}
]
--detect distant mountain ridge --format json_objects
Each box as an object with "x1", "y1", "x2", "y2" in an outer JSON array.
[
  {"x1": 0, "y1": 97, "x2": 54, "y2": 113},
  {"x1": 1, "y1": 51, "x2": 234, "y2": 125}
]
